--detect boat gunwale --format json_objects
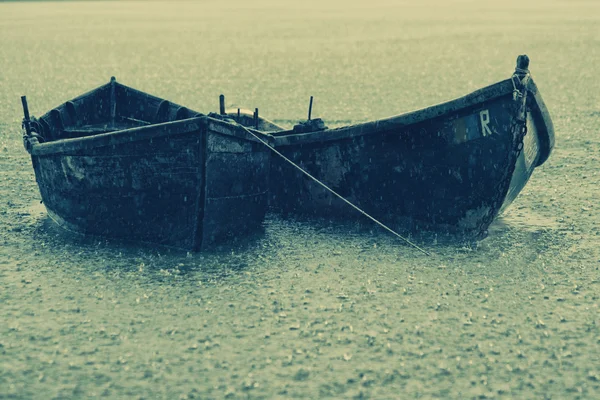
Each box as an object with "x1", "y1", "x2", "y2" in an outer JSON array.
[
  {"x1": 272, "y1": 79, "x2": 515, "y2": 146},
  {"x1": 206, "y1": 119, "x2": 275, "y2": 147},
  {"x1": 272, "y1": 75, "x2": 553, "y2": 167},
  {"x1": 29, "y1": 117, "x2": 207, "y2": 156},
  {"x1": 29, "y1": 116, "x2": 275, "y2": 156}
]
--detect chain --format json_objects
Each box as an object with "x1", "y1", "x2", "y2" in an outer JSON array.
[{"x1": 474, "y1": 71, "x2": 530, "y2": 239}]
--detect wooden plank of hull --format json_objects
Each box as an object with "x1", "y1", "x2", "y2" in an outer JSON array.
[
  {"x1": 526, "y1": 79, "x2": 554, "y2": 166},
  {"x1": 200, "y1": 194, "x2": 268, "y2": 248},
  {"x1": 32, "y1": 129, "x2": 204, "y2": 249},
  {"x1": 29, "y1": 117, "x2": 272, "y2": 250},
  {"x1": 205, "y1": 151, "x2": 270, "y2": 198},
  {"x1": 200, "y1": 125, "x2": 271, "y2": 248},
  {"x1": 269, "y1": 93, "x2": 520, "y2": 235}
]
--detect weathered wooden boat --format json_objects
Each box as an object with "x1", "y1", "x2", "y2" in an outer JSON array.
[
  {"x1": 21, "y1": 78, "x2": 273, "y2": 250},
  {"x1": 267, "y1": 55, "x2": 554, "y2": 238}
]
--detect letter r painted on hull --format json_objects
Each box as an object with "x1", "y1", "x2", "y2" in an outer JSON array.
[{"x1": 480, "y1": 109, "x2": 492, "y2": 136}]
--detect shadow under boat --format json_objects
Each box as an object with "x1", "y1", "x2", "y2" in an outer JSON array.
[{"x1": 21, "y1": 78, "x2": 273, "y2": 251}]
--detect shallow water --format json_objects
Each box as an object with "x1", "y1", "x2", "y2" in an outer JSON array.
[{"x1": 1, "y1": 1, "x2": 599, "y2": 398}]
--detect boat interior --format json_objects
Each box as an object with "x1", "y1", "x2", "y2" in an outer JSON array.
[
  {"x1": 28, "y1": 79, "x2": 203, "y2": 143},
  {"x1": 28, "y1": 79, "x2": 284, "y2": 143}
]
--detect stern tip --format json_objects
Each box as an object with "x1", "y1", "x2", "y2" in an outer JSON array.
[{"x1": 516, "y1": 55, "x2": 530, "y2": 70}]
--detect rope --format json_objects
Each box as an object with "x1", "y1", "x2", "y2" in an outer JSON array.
[
  {"x1": 514, "y1": 67, "x2": 530, "y2": 75},
  {"x1": 239, "y1": 125, "x2": 431, "y2": 256}
]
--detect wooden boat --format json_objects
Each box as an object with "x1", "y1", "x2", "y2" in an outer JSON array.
[
  {"x1": 267, "y1": 55, "x2": 555, "y2": 238},
  {"x1": 21, "y1": 78, "x2": 273, "y2": 250}
]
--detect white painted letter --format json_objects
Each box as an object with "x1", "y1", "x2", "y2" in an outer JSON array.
[{"x1": 480, "y1": 110, "x2": 492, "y2": 136}]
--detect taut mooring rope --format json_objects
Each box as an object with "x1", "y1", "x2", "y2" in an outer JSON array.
[{"x1": 240, "y1": 126, "x2": 431, "y2": 256}]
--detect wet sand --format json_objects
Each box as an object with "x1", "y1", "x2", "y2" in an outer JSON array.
[{"x1": 1, "y1": 1, "x2": 599, "y2": 398}]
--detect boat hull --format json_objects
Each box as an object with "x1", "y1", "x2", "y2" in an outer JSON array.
[
  {"x1": 29, "y1": 117, "x2": 270, "y2": 250},
  {"x1": 269, "y1": 79, "x2": 553, "y2": 237}
]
